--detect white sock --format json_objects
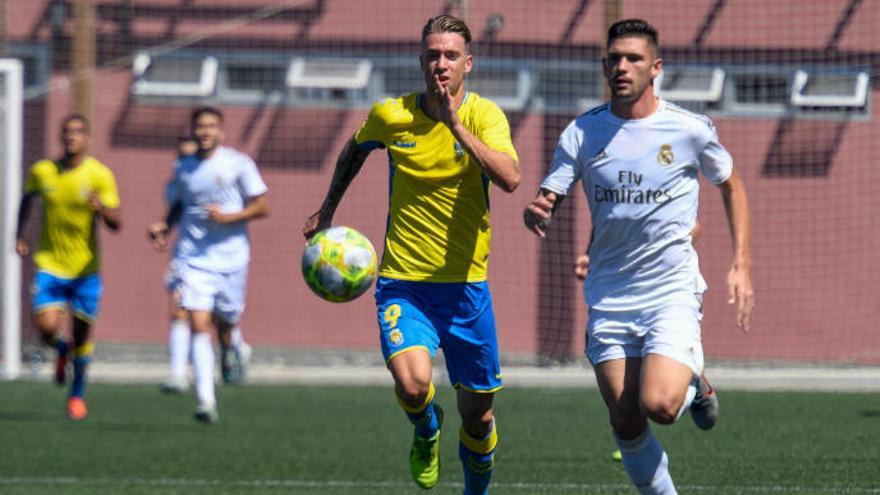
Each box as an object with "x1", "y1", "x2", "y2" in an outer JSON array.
[
  {"x1": 615, "y1": 427, "x2": 677, "y2": 494},
  {"x1": 191, "y1": 332, "x2": 215, "y2": 408},
  {"x1": 675, "y1": 380, "x2": 698, "y2": 421},
  {"x1": 230, "y1": 326, "x2": 244, "y2": 349},
  {"x1": 168, "y1": 319, "x2": 190, "y2": 381}
]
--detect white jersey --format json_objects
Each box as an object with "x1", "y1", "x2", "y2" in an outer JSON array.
[
  {"x1": 541, "y1": 99, "x2": 733, "y2": 311},
  {"x1": 166, "y1": 146, "x2": 268, "y2": 273}
]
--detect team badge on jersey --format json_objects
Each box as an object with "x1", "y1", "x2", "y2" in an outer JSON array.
[
  {"x1": 657, "y1": 144, "x2": 675, "y2": 166},
  {"x1": 389, "y1": 329, "x2": 404, "y2": 347},
  {"x1": 454, "y1": 141, "x2": 464, "y2": 159}
]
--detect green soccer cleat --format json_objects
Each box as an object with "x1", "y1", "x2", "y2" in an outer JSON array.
[
  {"x1": 409, "y1": 405, "x2": 444, "y2": 489},
  {"x1": 690, "y1": 373, "x2": 719, "y2": 430}
]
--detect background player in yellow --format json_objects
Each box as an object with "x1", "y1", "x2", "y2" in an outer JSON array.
[
  {"x1": 16, "y1": 114, "x2": 121, "y2": 420},
  {"x1": 303, "y1": 15, "x2": 519, "y2": 495}
]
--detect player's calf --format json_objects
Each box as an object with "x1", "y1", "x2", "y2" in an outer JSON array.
[{"x1": 459, "y1": 421, "x2": 497, "y2": 495}]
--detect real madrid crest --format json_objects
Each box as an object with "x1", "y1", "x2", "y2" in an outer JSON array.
[{"x1": 657, "y1": 144, "x2": 674, "y2": 166}]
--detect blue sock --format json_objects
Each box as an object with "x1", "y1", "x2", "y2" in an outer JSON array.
[
  {"x1": 408, "y1": 402, "x2": 440, "y2": 438},
  {"x1": 615, "y1": 427, "x2": 676, "y2": 494},
  {"x1": 459, "y1": 423, "x2": 497, "y2": 495},
  {"x1": 71, "y1": 355, "x2": 90, "y2": 398},
  {"x1": 70, "y1": 342, "x2": 94, "y2": 399},
  {"x1": 397, "y1": 383, "x2": 440, "y2": 439}
]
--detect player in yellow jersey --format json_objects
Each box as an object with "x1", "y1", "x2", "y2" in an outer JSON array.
[
  {"x1": 303, "y1": 15, "x2": 519, "y2": 495},
  {"x1": 16, "y1": 114, "x2": 121, "y2": 420}
]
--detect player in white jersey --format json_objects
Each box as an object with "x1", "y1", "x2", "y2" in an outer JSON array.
[
  {"x1": 524, "y1": 19, "x2": 753, "y2": 494},
  {"x1": 150, "y1": 107, "x2": 269, "y2": 423},
  {"x1": 150, "y1": 137, "x2": 254, "y2": 394}
]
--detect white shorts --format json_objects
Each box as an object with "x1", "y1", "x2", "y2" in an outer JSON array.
[
  {"x1": 585, "y1": 293, "x2": 705, "y2": 375},
  {"x1": 179, "y1": 263, "x2": 248, "y2": 324},
  {"x1": 164, "y1": 258, "x2": 185, "y2": 292}
]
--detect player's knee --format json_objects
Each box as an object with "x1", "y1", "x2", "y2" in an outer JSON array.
[
  {"x1": 640, "y1": 393, "x2": 681, "y2": 425},
  {"x1": 461, "y1": 410, "x2": 494, "y2": 438},
  {"x1": 396, "y1": 380, "x2": 432, "y2": 407},
  {"x1": 34, "y1": 315, "x2": 60, "y2": 337}
]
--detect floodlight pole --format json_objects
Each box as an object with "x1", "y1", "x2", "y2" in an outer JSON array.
[{"x1": 72, "y1": 0, "x2": 95, "y2": 121}]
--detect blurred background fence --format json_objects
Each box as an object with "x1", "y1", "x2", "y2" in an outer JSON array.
[{"x1": 1, "y1": 0, "x2": 878, "y2": 374}]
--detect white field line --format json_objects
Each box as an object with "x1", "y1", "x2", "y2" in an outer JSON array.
[{"x1": 1, "y1": 476, "x2": 879, "y2": 494}]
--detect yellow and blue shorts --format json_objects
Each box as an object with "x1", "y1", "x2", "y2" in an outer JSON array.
[
  {"x1": 31, "y1": 270, "x2": 102, "y2": 322},
  {"x1": 375, "y1": 277, "x2": 502, "y2": 393}
]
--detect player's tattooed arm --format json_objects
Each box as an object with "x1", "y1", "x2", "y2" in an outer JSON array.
[
  {"x1": 523, "y1": 188, "x2": 565, "y2": 239},
  {"x1": 303, "y1": 137, "x2": 371, "y2": 239}
]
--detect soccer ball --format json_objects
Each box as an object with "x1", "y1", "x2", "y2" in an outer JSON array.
[{"x1": 301, "y1": 226, "x2": 378, "y2": 302}]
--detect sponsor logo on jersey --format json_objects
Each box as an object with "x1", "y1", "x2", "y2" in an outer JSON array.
[
  {"x1": 657, "y1": 144, "x2": 674, "y2": 166},
  {"x1": 588, "y1": 149, "x2": 610, "y2": 165},
  {"x1": 393, "y1": 141, "x2": 416, "y2": 148}
]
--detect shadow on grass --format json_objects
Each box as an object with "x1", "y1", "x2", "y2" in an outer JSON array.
[{"x1": 858, "y1": 410, "x2": 880, "y2": 418}]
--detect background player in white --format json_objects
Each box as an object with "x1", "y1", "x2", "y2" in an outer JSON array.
[
  {"x1": 524, "y1": 19, "x2": 753, "y2": 494},
  {"x1": 150, "y1": 107, "x2": 269, "y2": 423},
  {"x1": 149, "y1": 136, "x2": 253, "y2": 394}
]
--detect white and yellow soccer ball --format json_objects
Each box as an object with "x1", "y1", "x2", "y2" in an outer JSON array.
[{"x1": 301, "y1": 226, "x2": 378, "y2": 303}]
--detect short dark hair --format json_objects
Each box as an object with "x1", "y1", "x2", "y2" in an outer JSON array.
[
  {"x1": 607, "y1": 18, "x2": 659, "y2": 55},
  {"x1": 190, "y1": 106, "x2": 223, "y2": 127},
  {"x1": 61, "y1": 113, "x2": 90, "y2": 133},
  {"x1": 421, "y1": 14, "x2": 472, "y2": 48}
]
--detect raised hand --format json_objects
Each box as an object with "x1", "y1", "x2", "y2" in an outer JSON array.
[{"x1": 147, "y1": 222, "x2": 170, "y2": 252}]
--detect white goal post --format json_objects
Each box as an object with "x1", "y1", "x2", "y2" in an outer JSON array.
[{"x1": 0, "y1": 58, "x2": 23, "y2": 380}]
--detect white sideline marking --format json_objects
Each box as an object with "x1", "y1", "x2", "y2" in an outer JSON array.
[{"x1": 1, "y1": 477, "x2": 879, "y2": 493}]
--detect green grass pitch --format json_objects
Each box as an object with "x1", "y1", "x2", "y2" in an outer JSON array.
[{"x1": 0, "y1": 381, "x2": 878, "y2": 494}]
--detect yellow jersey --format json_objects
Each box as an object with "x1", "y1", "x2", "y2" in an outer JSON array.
[
  {"x1": 355, "y1": 92, "x2": 518, "y2": 282},
  {"x1": 24, "y1": 157, "x2": 120, "y2": 278}
]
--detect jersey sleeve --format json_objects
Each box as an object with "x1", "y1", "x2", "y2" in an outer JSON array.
[
  {"x1": 698, "y1": 121, "x2": 734, "y2": 185},
  {"x1": 95, "y1": 166, "x2": 121, "y2": 209},
  {"x1": 354, "y1": 99, "x2": 392, "y2": 151},
  {"x1": 237, "y1": 156, "x2": 269, "y2": 199},
  {"x1": 540, "y1": 120, "x2": 582, "y2": 195},
  {"x1": 475, "y1": 100, "x2": 518, "y2": 161}
]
